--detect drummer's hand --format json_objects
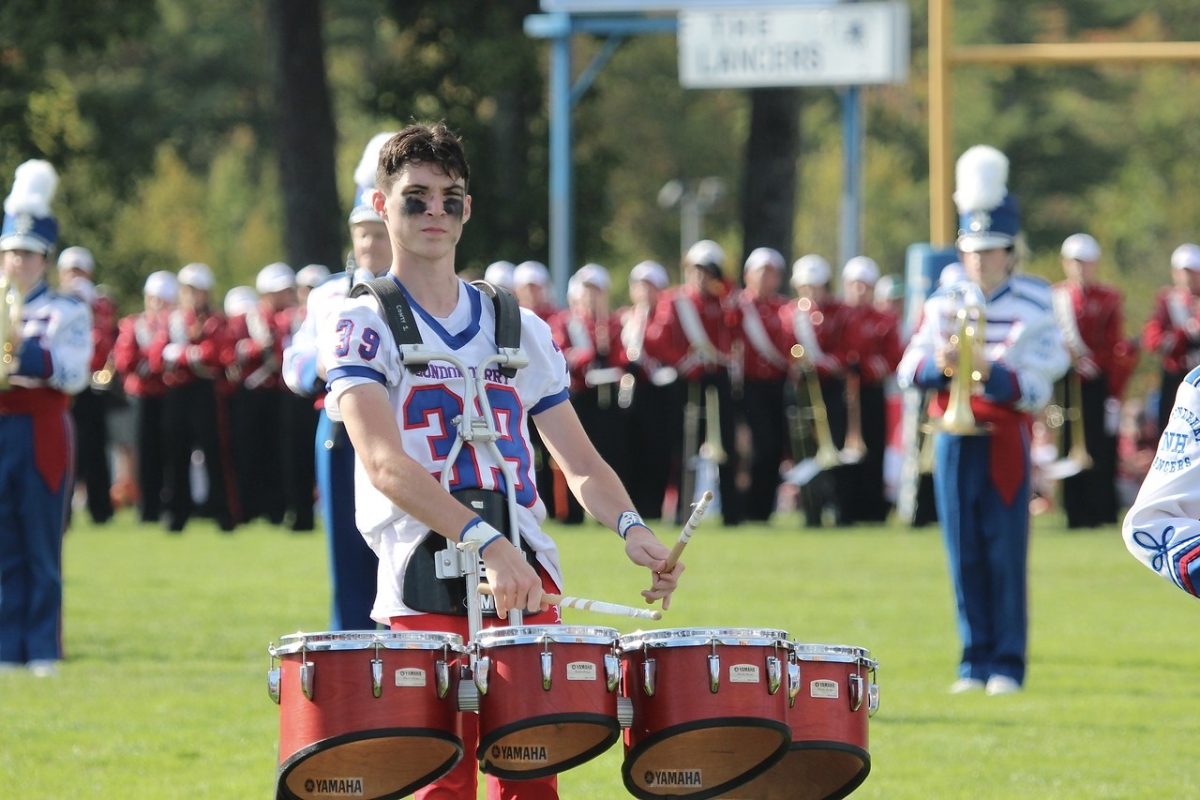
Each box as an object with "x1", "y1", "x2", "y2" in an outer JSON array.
[
  {"x1": 482, "y1": 539, "x2": 545, "y2": 619},
  {"x1": 624, "y1": 527, "x2": 684, "y2": 611}
]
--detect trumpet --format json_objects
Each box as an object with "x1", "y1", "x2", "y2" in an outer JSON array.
[
  {"x1": 698, "y1": 384, "x2": 727, "y2": 464},
  {"x1": 936, "y1": 304, "x2": 989, "y2": 436},
  {"x1": 0, "y1": 275, "x2": 24, "y2": 391}
]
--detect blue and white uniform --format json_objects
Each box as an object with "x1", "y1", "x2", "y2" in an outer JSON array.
[
  {"x1": 322, "y1": 277, "x2": 570, "y2": 624},
  {"x1": 0, "y1": 280, "x2": 92, "y2": 665},
  {"x1": 1123, "y1": 364, "x2": 1200, "y2": 598},
  {"x1": 282, "y1": 267, "x2": 380, "y2": 630},
  {"x1": 898, "y1": 274, "x2": 1069, "y2": 685}
]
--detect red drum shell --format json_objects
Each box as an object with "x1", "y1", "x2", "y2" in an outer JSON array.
[
  {"x1": 619, "y1": 629, "x2": 792, "y2": 800},
  {"x1": 723, "y1": 644, "x2": 876, "y2": 800},
  {"x1": 272, "y1": 631, "x2": 464, "y2": 800},
  {"x1": 475, "y1": 625, "x2": 621, "y2": 780}
]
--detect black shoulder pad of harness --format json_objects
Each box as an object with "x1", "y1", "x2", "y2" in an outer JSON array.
[
  {"x1": 470, "y1": 279, "x2": 522, "y2": 379},
  {"x1": 349, "y1": 277, "x2": 425, "y2": 374}
]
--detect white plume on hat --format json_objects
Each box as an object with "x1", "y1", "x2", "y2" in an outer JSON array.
[
  {"x1": 629, "y1": 260, "x2": 669, "y2": 290},
  {"x1": 953, "y1": 145, "x2": 1008, "y2": 216},
  {"x1": 4, "y1": 159, "x2": 58, "y2": 218},
  {"x1": 354, "y1": 132, "x2": 395, "y2": 190}
]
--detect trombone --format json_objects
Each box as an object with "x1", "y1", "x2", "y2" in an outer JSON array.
[
  {"x1": 0, "y1": 275, "x2": 24, "y2": 391},
  {"x1": 1043, "y1": 369, "x2": 1093, "y2": 480},
  {"x1": 840, "y1": 367, "x2": 867, "y2": 465},
  {"x1": 697, "y1": 385, "x2": 727, "y2": 465},
  {"x1": 781, "y1": 343, "x2": 842, "y2": 486}
]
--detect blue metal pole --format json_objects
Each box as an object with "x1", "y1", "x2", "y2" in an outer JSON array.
[
  {"x1": 549, "y1": 32, "x2": 574, "y2": 306},
  {"x1": 838, "y1": 85, "x2": 863, "y2": 271}
]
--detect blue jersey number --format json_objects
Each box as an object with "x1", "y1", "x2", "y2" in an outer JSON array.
[{"x1": 402, "y1": 384, "x2": 534, "y2": 506}]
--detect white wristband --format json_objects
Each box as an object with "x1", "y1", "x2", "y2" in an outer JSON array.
[
  {"x1": 459, "y1": 519, "x2": 505, "y2": 553},
  {"x1": 617, "y1": 510, "x2": 647, "y2": 540}
]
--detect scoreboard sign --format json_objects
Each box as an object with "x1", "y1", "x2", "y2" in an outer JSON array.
[{"x1": 678, "y1": 2, "x2": 909, "y2": 88}]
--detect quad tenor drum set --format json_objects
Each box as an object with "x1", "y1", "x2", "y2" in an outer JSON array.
[{"x1": 267, "y1": 492, "x2": 879, "y2": 800}]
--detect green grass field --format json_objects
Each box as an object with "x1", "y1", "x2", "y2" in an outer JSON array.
[{"x1": 1, "y1": 510, "x2": 1195, "y2": 799}]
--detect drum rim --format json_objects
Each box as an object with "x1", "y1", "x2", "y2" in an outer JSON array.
[
  {"x1": 618, "y1": 627, "x2": 790, "y2": 650},
  {"x1": 475, "y1": 624, "x2": 620, "y2": 647},
  {"x1": 271, "y1": 630, "x2": 465, "y2": 654},
  {"x1": 790, "y1": 642, "x2": 876, "y2": 666}
]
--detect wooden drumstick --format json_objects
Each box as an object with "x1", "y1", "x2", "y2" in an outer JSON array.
[
  {"x1": 477, "y1": 584, "x2": 663, "y2": 621},
  {"x1": 664, "y1": 490, "x2": 713, "y2": 573}
]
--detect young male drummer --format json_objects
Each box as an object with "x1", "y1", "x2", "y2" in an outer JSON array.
[{"x1": 320, "y1": 122, "x2": 683, "y2": 800}]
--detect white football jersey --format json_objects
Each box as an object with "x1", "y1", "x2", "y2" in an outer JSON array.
[
  {"x1": 323, "y1": 277, "x2": 570, "y2": 621},
  {"x1": 1123, "y1": 366, "x2": 1200, "y2": 599},
  {"x1": 282, "y1": 267, "x2": 376, "y2": 397}
]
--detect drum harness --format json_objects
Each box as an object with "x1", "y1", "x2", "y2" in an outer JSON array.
[{"x1": 349, "y1": 277, "x2": 532, "y2": 653}]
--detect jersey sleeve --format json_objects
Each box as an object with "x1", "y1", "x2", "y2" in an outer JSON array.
[
  {"x1": 1123, "y1": 372, "x2": 1200, "y2": 598},
  {"x1": 521, "y1": 309, "x2": 571, "y2": 416},
  {"x1": 321, "y1": 292, "x2": 404, "y2": 421}
]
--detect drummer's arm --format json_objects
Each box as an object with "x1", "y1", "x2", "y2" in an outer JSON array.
[
  {"x1": 337, "y1": 382, "x2": 541, "y2": 614},
  {"x1": 533, "y1": 401, "x2": 683, "y2": 607}
]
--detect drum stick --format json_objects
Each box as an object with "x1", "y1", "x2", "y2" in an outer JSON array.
[
  {"x1": 663, "y1": 490, "x2": 713, "y2": 573},
  {"x1": 477, "y1": 585, "x2": 662, "y2": 621}
]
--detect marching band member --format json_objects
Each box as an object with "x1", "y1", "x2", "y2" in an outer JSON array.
[
  {"x1": 840, "y1": 256, "x2": 904, "y2": 522},
  {"x1": 113, "y1": 270, "x2": 178, "y2": 524},
  {"x1": 513, "y1": 259, "x2": 557, "y2": 322},
  {"x1": 783, "y1": 254, "x2": 853, "y2": 527},
  {"x1": 150, "y1": 261, "x2": 238, "y2": 532},
  {"x1": 897, "y1": 145, "x2": 1069, "y2": 696},
  {"x1": 282, "y1": 132, "x2": 393, "y2": 630},
  {"x1": 1141, "y1": 243, "x2": 1200, "y2": 438},
  {"x1": 617, "y1": 260, "x2": 678, "y2": 519},
  {"x1": 549, "y1": 263, "x2": 629, "y2": 524},
  {"x1": 737, "y1": 247, "x2": 791, "y2": 521},
  {"x1": 0, "y1": 160, "x2": 93, "y2": 676},
  {"x1": 645, "y1": 239, "x2": 743, "y2": 524},
  {"x1": 321, "y1": 122, "x2": 681, "y2": 800},
  {"x1": 226, "y1": 263, "x2": 297, "y2": 526},
  {"x1": 57, "y1": 246, "x2": 119, "y2": 525},
  {"x1": 294, "y1": 263, "x2": 329, "y2": 309},
  {"x1": 1053, "y1": 233, "x2": 1136, "y2": 528}
]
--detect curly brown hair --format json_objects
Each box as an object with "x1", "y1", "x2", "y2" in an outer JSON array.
[{"x1": 376, "y1": 122, "x2": 470, "y2": 192}]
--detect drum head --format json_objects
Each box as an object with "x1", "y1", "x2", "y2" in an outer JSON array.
[
  {"x1": 475, "y1": 625, "x2": 619, "y2": 648},
  {"x1": 277, "y1": 731, "x2": 462, "y2": 800},
  {"x1": 619, "y1": 628, "x2": 790, "y2": 652},
  {"x1": 717, "y1": 745, "x2": 870, "y2": 800}
]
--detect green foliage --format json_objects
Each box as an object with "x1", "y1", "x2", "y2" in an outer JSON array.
[{"x1": 3, "y1": 513, "x2": 1196, "y2": 797}]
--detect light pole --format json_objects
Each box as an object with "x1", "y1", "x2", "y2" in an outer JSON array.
[{"x1": 658, "y1": 177, "x2": 726, "y2": 260}]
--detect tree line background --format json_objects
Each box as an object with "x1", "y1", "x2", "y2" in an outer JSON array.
[{"x1": 2, "y1": 0, "x2": 1198, "y2": 393}]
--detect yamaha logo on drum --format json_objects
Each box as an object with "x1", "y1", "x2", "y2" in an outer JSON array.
[
  {"x1": 302, "y1": 776, "x2": 364, "y2": 796},
  {"x1": 491, "y1": 744, "x2": 548, "y2": 763},
  {"x1": 643, "y1": 769, "x2": 703, "y2": 787}
]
